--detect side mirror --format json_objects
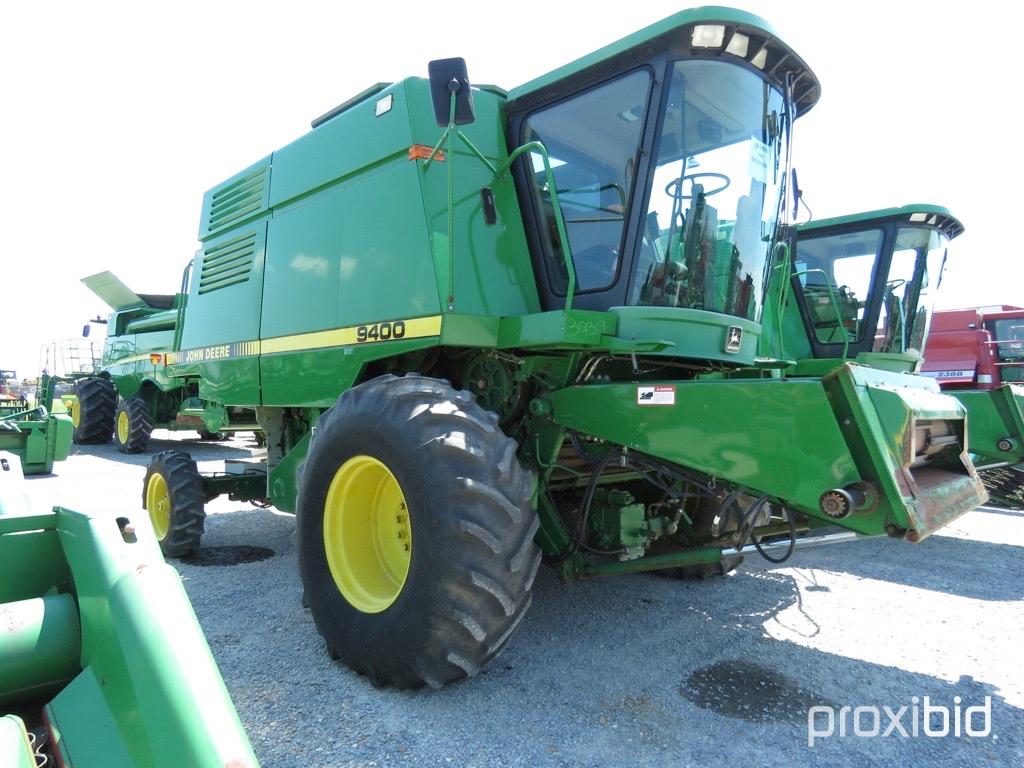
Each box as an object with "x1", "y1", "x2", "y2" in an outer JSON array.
[
  {"x1": 82, "y1": 324, "x2": 90, "y2": 338},
  {"x1": 428, "y1": 57, "x2": 475, "y2": 127}
]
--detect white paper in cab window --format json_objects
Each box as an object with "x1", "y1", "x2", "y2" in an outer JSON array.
[{"x1": 748, "y1": 137, "x2": 769, "y2": 184}]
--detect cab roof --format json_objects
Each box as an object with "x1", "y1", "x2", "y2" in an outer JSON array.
[
  {"x1": 797, "y1": 204, "x2": 965, "y2": 240},
  {"x1": 507, "y1": 6, "x2": 820, "y2": 116}
]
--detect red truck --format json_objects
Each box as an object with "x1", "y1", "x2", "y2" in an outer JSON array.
[
  {"x1": 922, "y1": 305, "x2": 1024, "y2": 388},
  {"x1": 923, "y1": 305, "x2": 1024, "y2": 507}
]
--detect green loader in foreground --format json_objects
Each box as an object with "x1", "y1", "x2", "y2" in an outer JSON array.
[
  {"x1": 74, "y1": 8, "x2": 986, "y2": 688},
  {"x1": 0, "y1": 451, "x2": 258, "y2": 767}
]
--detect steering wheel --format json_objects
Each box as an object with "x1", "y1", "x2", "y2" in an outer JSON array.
[{"x1": 664, "y1": 172, "x2": 731, "y2": 201}]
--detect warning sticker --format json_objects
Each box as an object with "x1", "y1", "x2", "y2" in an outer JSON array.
[{"x1": 637, "y1": 385, "x2": 676, "y2": 406}]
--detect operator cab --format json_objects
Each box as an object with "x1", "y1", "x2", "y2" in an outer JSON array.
[
  {"x1": 505, "y1": 10, "x2": 819, "y2": 353},
  {"x1": 984, "y1": 310, "x2": 1024, "y2": 382},
  {"x1": 791, "y1": 206, "x2": 964, "y2": 361}
]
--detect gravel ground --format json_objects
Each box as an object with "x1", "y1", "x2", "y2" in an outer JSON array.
[{"x1": 24, "y1": 433, "x2": 1024, "y2": 767}]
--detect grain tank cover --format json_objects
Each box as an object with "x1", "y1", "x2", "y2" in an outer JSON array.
[{"x1": 82, "y1": 272, "x2": 149, "y2": 312}]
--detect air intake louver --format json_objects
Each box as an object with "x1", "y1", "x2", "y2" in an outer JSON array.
[
  {"x1": 206, "y1": 167, "x2": 266, "y2": 234},
  {"x1": 199, "y1": 232, "x2": 256, "y2": 294}
]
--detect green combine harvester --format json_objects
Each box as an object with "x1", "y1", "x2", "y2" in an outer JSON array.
[
  {"x1": 71, "y1": 7, "x2": 986, "y2": 688},
  {"x1": 790, "y1": 207, "x2": 1024, "y2": 508},
  {"x1": 66, "y1": 273, "x2": 256, "y2": 453},
  {"x1": 0, "y1": 451, "x2": 258, "y2": 767}
]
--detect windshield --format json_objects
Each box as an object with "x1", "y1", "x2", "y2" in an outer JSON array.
[
  {"x1": 629, "y1": 60, "x2": 788, "y2": 320},
  {"x1": 874, "y1": 227, "x2": 948, "y2": 354},
  {"x1": 792, "y1": 228, "x2": 882, "y2": 345},
  {"x1": 992, "y1": 319, "x2": 1024, "y2": 362}
]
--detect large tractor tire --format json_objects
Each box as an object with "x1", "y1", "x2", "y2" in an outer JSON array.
[
  {"x1": 297, "y1": 374, "x2": 540, "y2": 689},
  {"x1": 142, "y1": 451, "x2": 206, "y2": 557},
  {"x1": 70, "y1": 377, "x2": 116, "y2": 444},
  {"x1": 114, "y1": 396, "x2": 153, "y2": 453}
]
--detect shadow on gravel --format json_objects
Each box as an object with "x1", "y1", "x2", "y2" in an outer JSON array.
[
  {"x1": 179, "y1": 545, "x2": 276, "y2": 566},
  {"x1": 419, "y1": 567, "x2": 1024, "y2": 767},
  {"x1": 805, "y1": 534, "x2": 1024, "y2": 602},
  {"x1": 682, "y1": 659, "x2": 835, "y2": 724},
  {"x1": 185, "y1": 526, "x2": 1021, "y2": 768}
]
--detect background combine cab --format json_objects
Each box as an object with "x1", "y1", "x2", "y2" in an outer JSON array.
[
  {"x1": 782, "y1": 205, "x2": 986, "y2": 519},
  {"x1": 0, "y1": 452, "x2": 258, "y2": 767},
  {"x1": 922, "y1": 305, "x2": 1024, "y2": 507}
]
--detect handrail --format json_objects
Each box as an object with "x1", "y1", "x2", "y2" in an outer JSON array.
[
  {"x1": 172, "y1": 259, "x2": 194, "y2": 355},
  {"x1": 888, "y1": 280, "x2": 907, "y2": 354},
  {"x1": 772, "y1": 241, "x2": 792, "y2": 361},
  {"x1": 792, "y1": 268, "x2": 851, "y2": 360},
  {"x1": 420, "y1": 107, "x2": 577, "y2": 315},
  {"x1": 496, "y1": 142, "x2": 576, "y2": 314}
]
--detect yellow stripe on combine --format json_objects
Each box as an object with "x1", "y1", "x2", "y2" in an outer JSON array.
[
  {"x1": 166, "y1": 315, "x2": 443, "y2": 365},
  {"x1": 261, "y1": 316, "x2": 442, "y2": 355},
  {"x1": 107, "y1": 352, "x2": 163, "y2": 366}
]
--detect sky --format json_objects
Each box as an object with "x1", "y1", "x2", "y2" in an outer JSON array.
[{"x1": 2, "y1": 0, "x2": 1021, "y2": 378}]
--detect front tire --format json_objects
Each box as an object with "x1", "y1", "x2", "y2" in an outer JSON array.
[
  {"x1": 114, "y1": 397, "x2": 153, "y2": 453},
  {"x1": 297, "y1": 374, "x2": 540, "y2": 689},
  {"x1": 142, "y1": 451, "x2": 206, "y2": 557},
  {"x1": 70, "y1": 377, "x2": 116, "y2": 444}
]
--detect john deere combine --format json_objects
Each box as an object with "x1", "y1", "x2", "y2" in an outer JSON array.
[
  {"x1": 789, "y1": 207, "x2": 1024, "y2": 508},
  {"x1": 69, "y1": 272, "x2": 257, "y2": 452},
  {"x1": 73, "y1": 8, "x2": 986, "y2": 688}
]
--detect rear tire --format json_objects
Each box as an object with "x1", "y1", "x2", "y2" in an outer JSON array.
[
  {"x1": 114, "y1": 397, "x2": 153, "y2": 453},
  {"x1": 142, "y1": 451, "x2": 206, "y2": 557},
  {"x1": 70, "y1": 377, "x2": 116, "y2": 444},
  {"x1": 297, "y1": 374, "x2": 540, "y2": 689}
]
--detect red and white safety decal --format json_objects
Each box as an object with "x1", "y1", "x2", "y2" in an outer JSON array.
[{"x1": 637, "y1": 385, "x2": 676, "y2": 406}]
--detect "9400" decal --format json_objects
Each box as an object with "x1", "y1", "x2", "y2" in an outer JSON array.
[{"x1": 356, "y1": 321, "x2": 407, "y2": 343}]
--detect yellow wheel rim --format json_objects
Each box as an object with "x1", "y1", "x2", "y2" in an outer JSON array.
[
  {"x1": 323, "y1": 455, "x2": 412, "y2": 613},
  {"x1": 117, "y1": 410, "x2": 130, "y2": 444},
  {"x1": 145, "y1": 472, "x2": 171, "y2": 540},
  {"x1": 69, "y1": 400, "x2": 80, "y2": 428}
]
